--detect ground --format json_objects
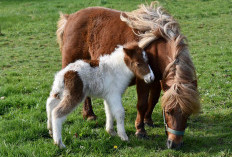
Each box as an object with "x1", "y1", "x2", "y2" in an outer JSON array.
[{"x1": 0, "y1": 0, "x2": 231, "y2": 156}]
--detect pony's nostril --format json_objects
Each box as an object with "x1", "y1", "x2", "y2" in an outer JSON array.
[
  {"x1": 167, "y1": 140, "x2": 174, "y2": 149},
  {"x1": 166, "y1": 140, "x2": 183, "y2": 149}
]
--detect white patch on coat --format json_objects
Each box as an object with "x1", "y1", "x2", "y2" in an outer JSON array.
[
  {"x1": 144, "y1": 65, "x2": 155, "y2": 83},
  {"x1": 142, "y1": 50, "x2": 148, "y2": 62}
]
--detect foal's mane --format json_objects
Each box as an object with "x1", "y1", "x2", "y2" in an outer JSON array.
[{"x1": 121, "y1": 1, "x2": 200, "y2": 115}]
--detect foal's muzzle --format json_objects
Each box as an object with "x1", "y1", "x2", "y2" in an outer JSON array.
[{"x1": 144, "y1": 66, "x2": 155, "y2": 83}]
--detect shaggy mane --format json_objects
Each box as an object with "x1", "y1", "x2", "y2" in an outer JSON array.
[
  {"x1": 161, "y1": 36, "x2": 201, "y2": 115},
  {"x1": 121, "y1": 1, "x2": 200, "y2": 115},
  {"x1": 120, "y1": 1, "x2": 180, "y2": 48}
]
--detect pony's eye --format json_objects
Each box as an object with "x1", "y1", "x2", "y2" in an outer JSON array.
[
  {"x1": 166, "y1": 110, "x2": 173, "y2": 115},
  {"x1": 166, "y1": 111, "x2": 171, "y2": 115}
]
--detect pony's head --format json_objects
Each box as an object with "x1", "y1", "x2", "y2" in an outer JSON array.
[
  {"x1": 121, "y1": 2, "x2": 201, "y2": 149},
  {"x1": 159, "y1": 36, "x2": 200, "y2": 149},
  {"x1": 123, "y1": 42, "x2": 154, "y2": 84},
  {"x1": 147, "y1": 34, "x2": 201, "y2": 149}
]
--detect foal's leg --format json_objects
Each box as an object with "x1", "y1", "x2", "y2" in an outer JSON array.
[
  {"x1": 135, "y1": 79, "x2": 150, "y2": 138},
  {"x1": 105, "y1": 95, "x2": 128, "y2": 141},
  {"x1": 52, "y1": 95, "x2": 82, "y2": 148},
  {"x1": 46, "y1": 95, "x2": 61, "y2": 137},
  {"x1": 52, "y1": 71, "x2": 84, "y2": 148},
  {"x1": 144, "y1": 81, "x2": 161, "y2": 127},
  {"x1": 104, "y1": 100, "x2": 116, "y2": 136}
]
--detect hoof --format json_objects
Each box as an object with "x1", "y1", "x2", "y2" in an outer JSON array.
[
  {"x1": 107, "y1": 129, "x2": 117, "y2": 136},
  {"x1": 83, "y1": 112, "x2": 97, "y2": 121},
  {"x1": 49, "y1": 130, "x2": 53, "y2": 137},
  {"x1": 54, "y1": 140, "x2": 66, "y2": 149},
  {"x1": 58, "y1": 143, "x2": 66, "y2": 149},
  {"x1": 144, "y1": 119, "x2": 155, "y2": 128},
  {"x1": 86, "y1": 115, "x2": 97, "y2": 121},
  {"x1": 135, "y1": 130, "x2": 148, "y2": 139},
  {"x1": 119, "y1": 134, "x2": 129, "y2": 141}
]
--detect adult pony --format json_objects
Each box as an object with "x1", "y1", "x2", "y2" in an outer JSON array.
[{"x1": 57, "y1": 2, "x2": 200, "y2": 149}]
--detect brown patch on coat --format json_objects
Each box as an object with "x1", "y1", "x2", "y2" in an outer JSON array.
[
  {"x1": 54, "y1": 71, "x2": 84, "y2": 118},
  {"x1": 83, "y1": 59, "x2": 99, "y2": 68}
]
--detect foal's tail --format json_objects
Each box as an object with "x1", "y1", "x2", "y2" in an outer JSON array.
[
  {"x1": 56, "y1": 12, "x2": 69, "y2": 51},
  {"x1": 51, "y1": 69, "x2": 68, "y2": 98}
]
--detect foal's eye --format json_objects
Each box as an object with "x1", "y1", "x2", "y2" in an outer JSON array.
[{"x1": 135, "y1": 62, "x2": 140, "y2": 66}]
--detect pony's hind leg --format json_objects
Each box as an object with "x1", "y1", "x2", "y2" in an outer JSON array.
[
  {"x1": 46, "y1": 95, "x2": 61, "y2": 137},
  {"x1": 82, "y1": 97, "x2": 97, "y2": 120},
  {"x1": 52, "y1": 71, "x2": 84, "y2": 148},
  {"x1": 104, "y1": 100, "x2": 116, "y2": 136}
]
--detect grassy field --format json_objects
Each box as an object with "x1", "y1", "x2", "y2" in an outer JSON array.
[{"x1": 0, "y1": 0, "x2": 231, "y2": 156}]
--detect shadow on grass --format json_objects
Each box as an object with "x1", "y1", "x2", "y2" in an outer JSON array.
[{"x1": 42, "y1": 111, "x2": 232, "y2": 156}]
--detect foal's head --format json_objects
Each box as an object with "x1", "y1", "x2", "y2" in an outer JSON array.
[{"x1": 123, "y1": 42, "x2": 154, "y2": 83}]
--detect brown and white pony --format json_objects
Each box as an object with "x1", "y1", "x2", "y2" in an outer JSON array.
[
  {"x1": 57, "y1": 2, "x2": 201, "y2": 149},
  {"x1": 46, "y1": 42, "x2": 154, "y2": 148}
]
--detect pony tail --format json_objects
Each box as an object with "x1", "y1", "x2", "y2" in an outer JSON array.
[{"x1": 56, "y1": 12, "x2": 69, "y2": 51}]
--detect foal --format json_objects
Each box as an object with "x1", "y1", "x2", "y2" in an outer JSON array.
[{"x1": 46, "y1": 42, "x2": 154, "y2": 148}]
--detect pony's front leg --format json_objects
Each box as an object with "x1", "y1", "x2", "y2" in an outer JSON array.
[
  {"x1": 144, "y1": 81, "x2": 161, "y2": 127},
  {"x1": 46, "y1": 95, "x2": 61, "y2": 137},
  {"x1": 106, "y1": 95, "x2": 128, "y2": 141},
  {"x1": 104, "y1": 100, "x2": 116, "y2": 136},
  {"x1": 135, "y1": 79, "x2": 150, "y2": 138}
]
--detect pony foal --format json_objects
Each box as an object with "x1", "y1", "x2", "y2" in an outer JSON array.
[{"x1": 46, "y1": 42, "x2": 154, "y2": 148}]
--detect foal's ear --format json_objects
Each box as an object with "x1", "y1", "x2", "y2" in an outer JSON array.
[
  {"x1": 123, "y1": 42, "x2": 139, "y2": 57},
  {"x1": 123, "y1": 47, "x2": 134, "y2": 57}
]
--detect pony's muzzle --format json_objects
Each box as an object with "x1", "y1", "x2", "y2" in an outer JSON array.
[
  {"x1": 144, "y1": 66, "x2": 155, "y2": 83},
  {"x1": 166, "y1": 139, "x2": 184, "y2": 149}
]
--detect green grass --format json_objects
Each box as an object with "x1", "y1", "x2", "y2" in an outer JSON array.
[{"x1": 0, "y1": 0, "x2": 231, "y2": 156}]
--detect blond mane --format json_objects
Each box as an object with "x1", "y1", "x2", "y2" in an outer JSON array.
[
  {"x1": 120, "y1": 1, "x2": 180, "y2": 48},
  {"x1": 161, "y1": 36, "x2": 200, "y2": 115},
  {"x1": 121, "y1": 2, "x2": 200, "y2": 115}
]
